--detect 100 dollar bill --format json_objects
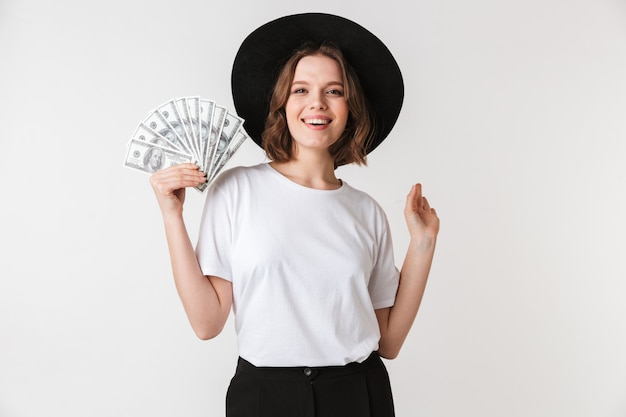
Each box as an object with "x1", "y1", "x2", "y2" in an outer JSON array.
[{"x1": 124, "y1": 138, "x2": 193, "y2": 174}]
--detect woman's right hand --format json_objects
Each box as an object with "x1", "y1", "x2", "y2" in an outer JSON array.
[{"x1": 149, "y1": 163, "x2": 206, "y2": 216}]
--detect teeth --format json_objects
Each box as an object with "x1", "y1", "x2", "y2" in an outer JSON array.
[{"x1": 304, "y1": 118, "x2": 329, "y2": 125}]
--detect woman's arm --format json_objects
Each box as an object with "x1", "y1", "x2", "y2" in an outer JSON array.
[
  {"x1": 150, "y1": 163, "x2": 232, "y2": 340},
  {"x1": 376, "y1": 183, "x2": 439, "y2": 359}
]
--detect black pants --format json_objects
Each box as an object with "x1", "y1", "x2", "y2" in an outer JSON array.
[{"x1": 226, "y1": 351, "x2": 395, "y2": 417}]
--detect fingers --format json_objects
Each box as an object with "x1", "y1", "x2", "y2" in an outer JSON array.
[
  {"x1": 404, "y1": 182, "x2": 440, "y2": 238},
  {"x1": 150, "y1": 163, "x2": 206, "y2": 193},
  {"x1": 405, "y1": 183, "x2": 423, "y2": 211},
  {"x1": 406, "y1": 183, "x2": 437, "y2": 214},
  {"x1": 408, "y1": 183, "x2": 422, "y2": 199}
]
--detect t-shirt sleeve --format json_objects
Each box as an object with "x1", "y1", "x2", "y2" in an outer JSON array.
[
  {"x1": 195, "y1": 176, "x2": 234, "y2": 282},
  {"x1": 368, "y1": 210, "x2": 400, "y2": 309}
]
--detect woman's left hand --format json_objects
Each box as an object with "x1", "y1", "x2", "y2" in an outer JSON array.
[
  {"x1": 377, "y1": 183, "x2": 440, "y2": 359},
  {"x1": 404, "y1": 183, "x2": 440, "y2": 245}
]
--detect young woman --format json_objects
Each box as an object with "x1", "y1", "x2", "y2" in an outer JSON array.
[{"x1": 150, "y1": 13, "x2": 439, "y2": 417}]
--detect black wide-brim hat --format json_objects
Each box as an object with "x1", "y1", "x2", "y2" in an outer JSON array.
[{"x1": 231, "y1": 12, "x2": 404, "y2": 156}]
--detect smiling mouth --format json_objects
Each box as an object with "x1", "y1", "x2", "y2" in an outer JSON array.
[{"x1": 303, "y1": 118, "x2": 331, "y2": 126}]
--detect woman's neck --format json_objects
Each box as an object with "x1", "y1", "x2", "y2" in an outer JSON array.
[{"x1": 270, "y1": 153, "x2": 341, "y2": 190}]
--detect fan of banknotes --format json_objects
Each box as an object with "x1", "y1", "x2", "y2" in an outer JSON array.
[{"x1": 124, "y1": 96, "x2": 249, "y2": 192}]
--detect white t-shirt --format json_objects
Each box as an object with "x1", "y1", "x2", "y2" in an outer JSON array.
[{"x1": 195, "y1": 163, "x2": 399, "y2": 367}]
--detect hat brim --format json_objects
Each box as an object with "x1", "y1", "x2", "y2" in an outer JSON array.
[{"x1": 231, "y1": 13, "x2": 404, "y2": 156}]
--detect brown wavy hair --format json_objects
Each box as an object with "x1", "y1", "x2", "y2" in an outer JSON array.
[{"x1": 262, "y1": 42, "x2": 375, "y2": 167}]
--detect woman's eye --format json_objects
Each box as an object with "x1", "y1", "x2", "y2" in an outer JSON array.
[
  {"x1": 327, "y1": 89, "x2": 344, "y2": 96},
  {"x1": 293, "y1": 88, "x2": 306, "y2": 94}
]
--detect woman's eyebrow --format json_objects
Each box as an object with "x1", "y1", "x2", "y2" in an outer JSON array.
[{"x1": 291, "y1": 80, "x2": 344, "y2": 86}]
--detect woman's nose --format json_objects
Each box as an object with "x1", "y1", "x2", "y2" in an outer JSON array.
[{"x1": 309, "y1": 92, "x2": 327, "y2": 110}]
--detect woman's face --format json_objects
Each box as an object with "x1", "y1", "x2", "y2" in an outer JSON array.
[{"x1": 285, "y1": 54, "x2": 349, "y2": 155}]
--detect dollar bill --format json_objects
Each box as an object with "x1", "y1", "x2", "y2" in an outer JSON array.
[
  {"x1": 156, "y1": 100, "x2": 196, "y2": 158},
  {"x1": 205, "y1": 104, "x2": 227, "y2": 171},
  {"x1": 124, "y1": 138, "x2": 193, "y2": 174},
  {"x1": 199, "y1": 98, "x2": 216, "y2": 171},
  {"x1": 143, "y1": 108, "x2": 192, "y2": 156},
  {"x1": 174, "y1": 97, "x2": 200, "y2": 160},
  {"x1": 132, "y1": 122, "x2": 183, "y2": 151},
  {"x1": 208, "y1": 110, "x2": 244, "y2": 179},
  {"x1": 186, "y1": 96, "x2": 202, "y2": 162},
  {"x1": 209, "y1": 128, "x2": 249, "y2": 182}
]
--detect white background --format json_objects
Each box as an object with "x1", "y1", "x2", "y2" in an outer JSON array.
[{"x1": 1, "y1": 0, "x2": 625, "y2": 416}]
